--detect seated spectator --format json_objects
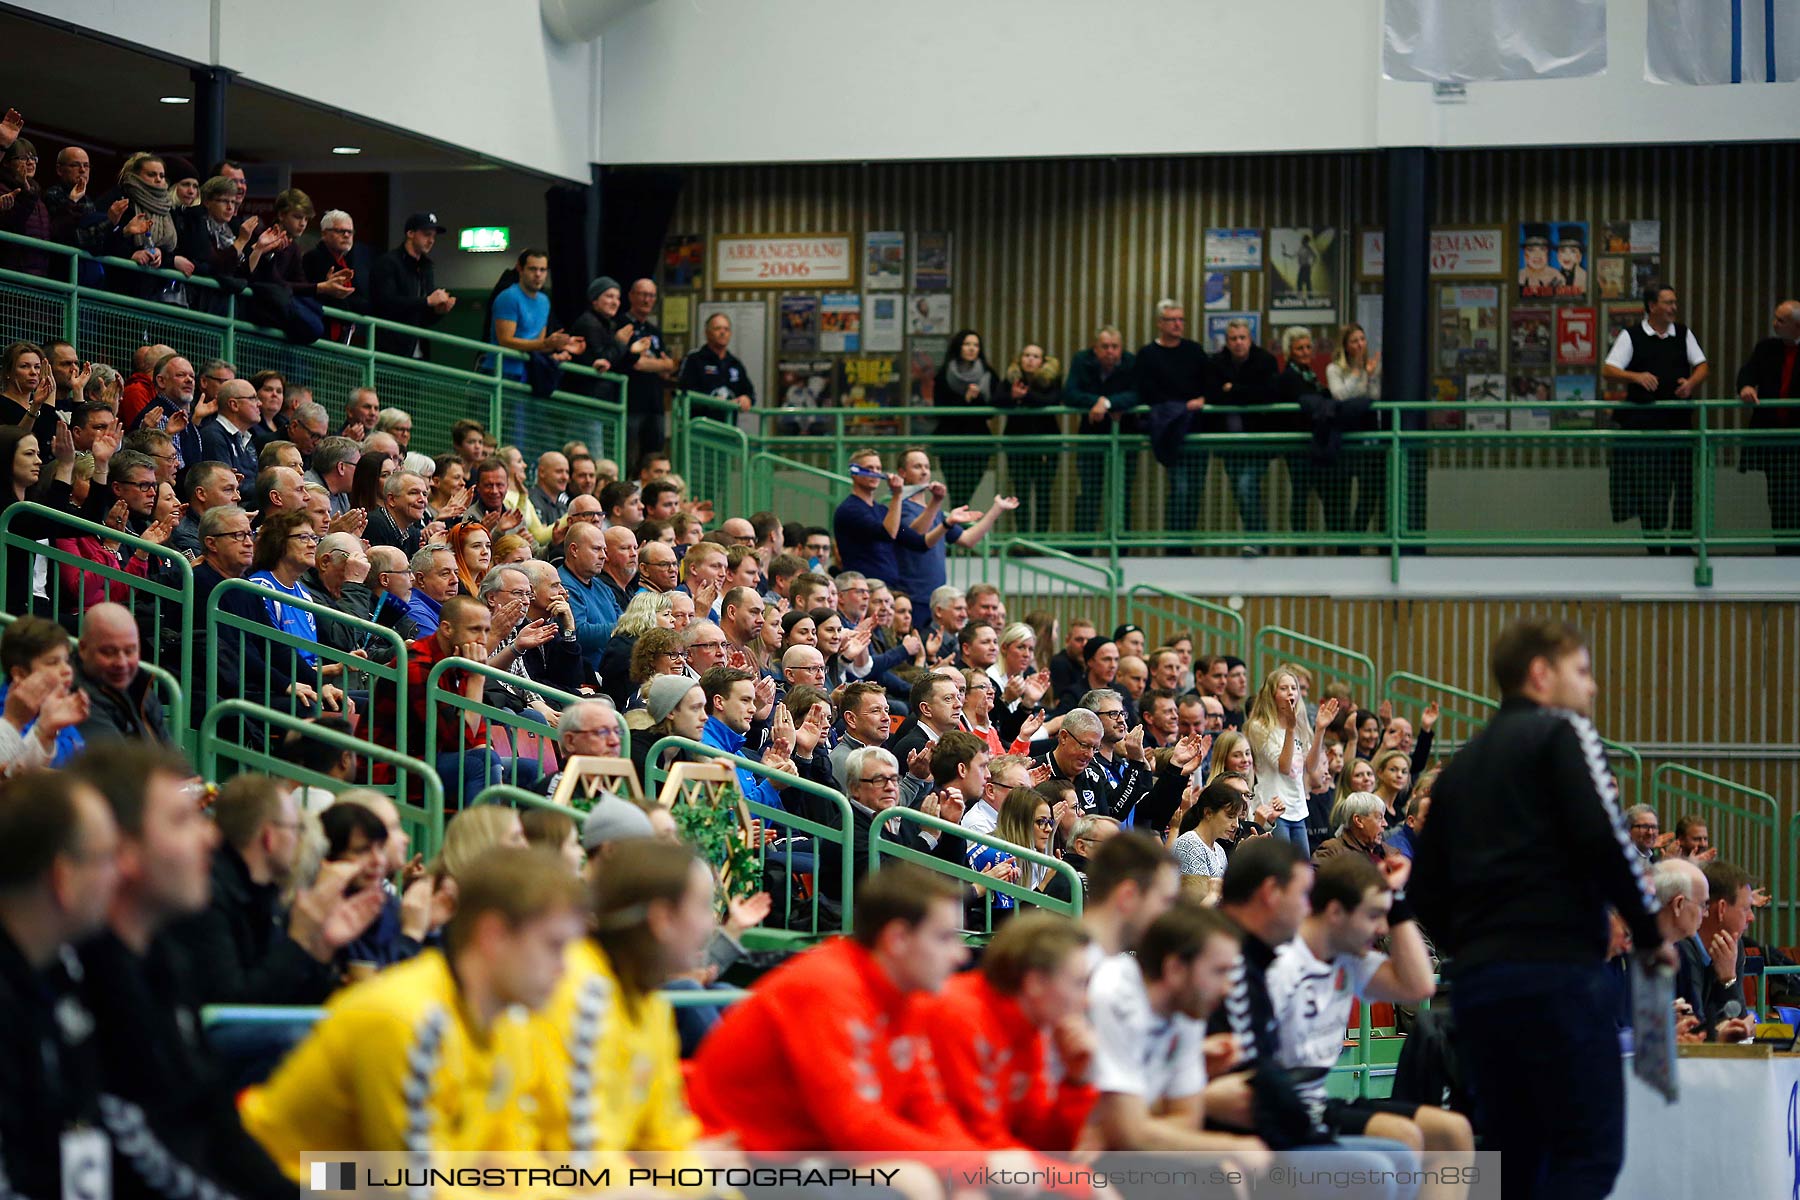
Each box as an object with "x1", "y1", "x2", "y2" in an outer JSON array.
[
  {"x1": 1371, "y1": 746, "x2": 1412, "y2": 823},
  {"x1": 0, "y1": 425, "x2": 76, "y2": 617},
  {"x1": 71, "y1": 602, "x2": 170, "y2": 745},
  {"x1": 1266, "y1": 854, "x2": 1468, "y2": 1158},
  {"x1": 1625, "y1": 804, "x2": 1662, "y2": 865},
  {"x1": 0, "y1": 340, "x2": 58, "y2": 444},
  {"x1": 1174, "y1": 777, "x2": 1251, "y2": 882},
  {"x1": 1085, "y1": 901, "x2": 1262, "y2": 1153},
  {"x1": 1314, "y1": 791, "x2": 1388, "y2": 866},
  {"x1": 0, "y1": 615, "x2": 88, "y2": 768},
  {"x1": 70, "y1": 744, "x2": 295, "y2": 1195},
  {"x1": 366, "y1": 469, "x2": 432, "y2": 556},
  {"x1": 811, "y1": 747, "x2": 965, "y2": 904},
  {"x1": 558, "y1": 522, "x2": 612, "y2": 675},
  {"x1": 406, "y1": 541, "x2": 460, "y2": 630},
  {"x1": 599, "y1": 590, "x2": 674, "y2": 707},
  {"x1": 536, "y1": 840, "x2": 711, "y2": 1154},
  {"x1": 302, "y1": 531, "x2": 395, "y2": 664},
  {"x1": 52, "y1": 459, "x2": 172, "y2": 618},
  {"x1": 307, "y1": 435, "x2": 361, "y2": 519},
  {"x1": 166, "y1": 773, "x2": 379, "y2": 1005},
  {"x1": 246, "y1": 508, "x2": 328, "y2": 671},
  {"x1": 167, "y1": 459, "x2": 240, "y2": 556},
  {"x1": 449, "y1": 519, "x2": 492, "y2": 597},
  {"x1": 197, "y1": 377, "x2": 261, "y2": 480},
  {"x1": 1383, "y1": 772, "x2": 1434, "y2": 860},
  {"x1": 965, "y1": 785, "x2": 1057, "y2": 920},
  {"x1": 626, "y1": 627, "x2": 687, "y2": 714},
  {"x1": 277, "y1": 717, "x2": 360, "y2": 814},
  {"x1": 321, "y1": 800, "x2": 434, "y2": 970},
  {"x1": 534, "y1": 698, "x2": 626, "y2": 798},
  {"x1": 476, "y1": 565, "x2": 564, "y2": 724},
  {"x1": 240, "y1": 848, "x2": 583, "y2": 1170},
  {"x1": 363, "y1": 544, "x2": 422, "y2": 646},
  {"x1": 1678, "y1": 859, "x2": 1757, "y2": 1040},
  {"x1": 887, "y1": 671, "x2": 964, "y2": 764},
  {"x1": 529, "y1": 450, "x2": 571, "y2": 530},
  {"x1": 698, "y1": 666, "x2": 784, "y2": 809},
  {"x1": 286, "y1": 398, "x2": 333, "y2": 466},
  {"x1": 521, "y1": 808, "x2": 585, "y2": 875},
  {"x1": 0, "y1": 767, "x2": 120, "y2": 1200}
]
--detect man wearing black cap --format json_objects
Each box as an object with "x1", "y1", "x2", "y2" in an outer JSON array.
[
  {"x1": 571, "y1": 275, "x2": 641, "y2": 385},
  {"x1": 1518, "y1": 222, "x2": 1561, "y2": 298},
  {"x1": 370, "y1": 212, "x2": 457, "y2": 359},
  {"x1": 678, "y1": 312, "x2": 757, "y2": 413},
  {"x1": 1602, "y1": 281, "x2": 1709, "y2": 550}
]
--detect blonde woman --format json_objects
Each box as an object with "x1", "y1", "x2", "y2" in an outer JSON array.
[
  {"x1": 1327, "y1": 322, "x2": 1384, "y2": 536},
  {"x1": 1204, "y1": 729, "x2": 1255, "y2": 786},
  {"x1": 1329, "y1": 756, "x2": 1378, "y2": 834},
  {"x1": 1246, "y1": 668, "x2": 1338, "y2": 852},
  {"x1": 1371, "y1": 746, "x2": 1412, "y2": 824}
]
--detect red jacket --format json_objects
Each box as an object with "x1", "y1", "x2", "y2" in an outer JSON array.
[
  {"x1": 686, "y1": 938, "x2": 982, "y2": 1154},
  {"x1": 119, "y1": 370, "x2": 155, "y2": 429},
  {"x1": 923, "y1": 971, "x2": 1097, "y2": 1152}
]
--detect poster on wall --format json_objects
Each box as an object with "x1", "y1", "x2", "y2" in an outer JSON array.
[
  {"x1": 1518, "y1": 221, "x2": 1589, "y2": 301},
  {"x1": 1602, "y1": 304, "x2": 1642, "y2": 402},
  {"x1": 1356, "y1": 292, "x2": 1385, "y2": 356},
  {"x1": 843, "y1": 355, "x2": 905, "y2": 434},
  {"x1": 1602, "y1": 220, "x2": 1661, "y2": 255},
  {"x1": 907, "y1": 293, "x2": 951, "y2": 335},
  {"x1": 774, "y1": 359, "x2": 839, "y2": 436},
  {"x1": 862, "y1": 293, "x2": 904, "y2": 352},
  {"x1": 819, "y1": 293, "x2": 861, "y2": 352},
  {"x1": 662, "y1": 234, "x2": 704, "y2": 289},
  {"x1": 714, "y1": 233, "x2": 854, "y2": 288},
  {"x1": 1204, "y1": 272, "x2": 1232, "y2": 311},
  {"x1": 909, "y1": 337, "x2": 948, "y2": 407},
  {"x1": 1510, "y1": 307, "x2": 1552, "y2": 368},
  {"x1": 1204, "y1": 312, "x2": 1261, "y2": 353},
  {"x1": 1268, "y1": 227, "x2": 1339, "y2": 322},
  {"x1": 695, "y1": 299, "x2": 769, "y2": 429},
  {"x1": 1510, "y1": 373, "x2": 1553, "y2": 431},
  {"x1": 662, "y1": 294, "x2": 692, "y2": 337},
  {"x1": 1204, "y1": 228, "x2": 1263, "y2": 270},
  {"x1": 1556, "y1": 306, "x2": 1597, "y2": 366},
  {"x1": 864, "y1": 231, "x2": 906, "y2": 290},
  {"x1": 1359, "y1": 227, "x2": 1507, "y2": 279},
  {"x1": 913, "y1": 233, "x2": 952, "y2": 290},
  {"x1": 1554, "y1": 373, "x2": 1598, "y2": 428},
  {"x1": 1429, "y1": 375, "x2": 1464, "y2": 430},
  {"x1": 1465, "y1": 373, "x2": 1508, "y2": 431},
  {"x1": 1596, "y1": 253, "x2": 1662, "y2": 301},
  {"x1": 778, "y1": 295, "x2": 819, "y2": 353},
  {"x1": 1436, "y1": 284, "x2": 1501, "y2": 372}
]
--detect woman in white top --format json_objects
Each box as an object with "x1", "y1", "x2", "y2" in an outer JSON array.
[
  {"x1": 1172, "y1": 775, "x2": 1250, "y2": 883},
  {"x1": 1246, "y1": 667, "x2": 1339, "y2": 853},
  {"x1": 1325, "y1": 322, "x2": 1385, "y2": 537}
]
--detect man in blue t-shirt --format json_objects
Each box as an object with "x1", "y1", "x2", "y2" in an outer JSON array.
[
  {"x1": 890, "y1": 446, "x2": 1016, "y2": 614},
  {"x1": 485, "y1": 249, "x2": 583, "y2": 380}
]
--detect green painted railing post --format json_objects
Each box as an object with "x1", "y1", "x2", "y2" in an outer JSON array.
[
  {"x1": 488, "y1": 355, "x2": 504, "y2": 435},
  {"x1": 1694, "y1": 409, "x2": 1714, "y2": 587},
  {"x1": 63, "y1": 249, "x2": 79, "y2": 343},
  {"x1": 1387, "y1": 419, "x2": 1404, "y2": 583},
  {"x1": 1106, "y1": 421, "x2": 1124, "y2": 577},
  {"x1": 222, "y1": 292, "x2": 236, "y2": 362}
]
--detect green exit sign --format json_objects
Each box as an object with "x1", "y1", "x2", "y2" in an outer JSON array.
[{"x1": 459, "y1": 226, "x2": 510, "y2": 253}]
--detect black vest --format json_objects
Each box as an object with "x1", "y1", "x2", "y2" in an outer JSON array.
[{"x1": 1618, "y1": 321, "x2": 1693, "y2": 430}]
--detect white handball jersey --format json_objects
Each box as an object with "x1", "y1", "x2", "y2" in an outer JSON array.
[
  {"x1": 1086, "y1": 952, "x2": 1207, "y2": 1104},
  {"x1": 1264, "y1": 936, "x2": 1387, "y2": 1104}
]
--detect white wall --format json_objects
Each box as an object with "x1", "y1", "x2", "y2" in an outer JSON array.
[
  {"x1": 17, "y1": 0, "x2": 599, "y2": 182},
  {"x1": 600, "y1": 0, "x2": 1800, "y2": 164},
  {"x1": 385, "y1": 170, "x2": 555, "y2": 291}
]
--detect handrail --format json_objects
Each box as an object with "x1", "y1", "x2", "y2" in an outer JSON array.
[
  {"x1": 470, "y1": 783, "x2": 589, "y2": 825},
  {"x1": 869, "y1": 806, "x2": 1084, "y2": 924},
  {"x1": 644, "y1": 734, "x2": 855, "y2": 936},
  {"x1": 197, "y1": 698, "x2": 446, "y2": 858},
  {"x1": 1122, "y1": 584, "x2": 1250, "y2": 663},
  {"x1": 1253, "y1": 626, "x2": 1379, "y2": 707},
  {"x1": 1653, "y1": 762, "x2": 1781, "y2": 938},
  {"x1": 422, "y1": 655, "x2": 618, "y2": 809}
]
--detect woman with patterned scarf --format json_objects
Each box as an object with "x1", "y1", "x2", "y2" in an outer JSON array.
[{"x1": 100, "y1": 152, "x2": 180, "y2": 301}]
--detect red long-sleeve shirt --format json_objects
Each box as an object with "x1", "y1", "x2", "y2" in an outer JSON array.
[
  {"x1": 686, "y1": 938, "x2": 982, "y2": 1155},
  {"x1": 922, "y1": 971, "x2": 1097, "y2": 1153}
]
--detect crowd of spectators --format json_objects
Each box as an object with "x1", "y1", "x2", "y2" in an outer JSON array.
[{"x1": 0, "y1": 111, "x2": 1789, "y2": 1195}]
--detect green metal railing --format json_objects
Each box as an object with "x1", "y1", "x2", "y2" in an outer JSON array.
[
  {"x1": 1121, "y1": 585, "x2": 1249, "y2": 663},
  {"x1": 423, "y1": 656, "x2": 606, "y2": 810},
  {"x1": 747, "y1": 452, "x2": 852, "y2": 531},
  {"x1": 0, "y1": 501, "x2": 195, "y2": 737},
  {"x1": 645, "y1": 735, "x2": 854, "y2": 944},
  {"x1": 1382, "y1": 671, "x2": 1498, "y2": 758},
  {"x1": 205, "y1": 577, "x2": 409, "y2": 763},
  {"x1": 471, "y1": 783, "x2": 589, "y2": 824},
  {"x1": 0, "y1": 228, "x2": 629, "y2": 469},
  {"x1": 1652, "y1": 764, "x2": 1781, "y2": 937},
  {"x1": 978, "y1": 536, "x2": 1122, "y2": 636},
  {"x1": 868, "y1": 807, "x2": 1083, "y2": 937},
  {"x1": 1254, "y1": 626, "x2": 1379, "y2": 710},
  {"x1": 198, "y1": 698, "x2": 445, "y2": 858}
]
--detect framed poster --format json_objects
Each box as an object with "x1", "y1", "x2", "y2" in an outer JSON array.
[
  {"x1": 907, "y1": 293, "x2": 951, "y2": 335},
  {"x1": 1204, "y1": 312, "x2": 1261, "y2": 353},
  {"x1": 1602, "y1": 220, "x2": 1661, "y2": 254},
  {"x1": 1205, "y1": 228, "x2": 1263, "y2": 271},
  {"x1": 1518, "y1": 221, "x2": 1589, "y2": 302},
  {"x1": 1436, "y1": 284, "x2": 1501, "y2": 373},
  {"x1": 713, "y1": 233, "x2": 854, "y2": 288},
  {"x1": 774, "y1": 359, "x2": 839, "y2": 435},
  {"x1": 1510, "y1": 307, "x2": 1553, "y2": 369},
  {"x1": 864, "y1": 231, "x2": 905, "y2": 290},
  {"x1": 862, "y1": 293, "x2": 904, "y2": 352},
  {"x1": 695, "y1": 300, "x2": 769, "y2": 416},
  {"x1": 1360, "y1": 226, "x2": 1507, "y2": 280},
  {"x1": 1204, "y1": 271, "x2": 1232, "y2": 311},
  {"x1": 1465, "y1": 372, "x2": 1507, "y2": 430},
  {"x1": 843, "y1": 355, "x2": 905, "y2": 435},
  {"x1": 1510, "y1": 373, "x2": 1553, "y2": 430},
  {"x1": 909, "y1": 336, "x2": 948, "y2": 405},
  {"x1": 1554, "y1": 373, "x2": 1598, "y2": 428},
  {"x1": 778, "y1": 295, "x2": 819, "y2": 353},
  {"x1": 662, "y1": 234, "x2": 704, "y2": 289},
  {"x1": 661, "y1": 294, "x2": 692, "y2": 337},
  {"x1": 912, "y1": 232, "x2": 952, "y2": 290},
  {"x1": 1602, "y1": 304, "x2": 1642, "y2": 402},
  {"x1": 1597, "y1": 252, "x2": 1662, "y2": 301},
  {"x1": 1556, "y1": 306, "x2": 1598, "y2": 366},
  {"x1": 1268, "y1": 227, "x2": 1339, "y2": 323},
  {"x1": 819, "y1": 293, "x2": 861, "y2": 352},
  {"x1": 1429, "y1": 374, "x2": 1464, "y2": 430}
]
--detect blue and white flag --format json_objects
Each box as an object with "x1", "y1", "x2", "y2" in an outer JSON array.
[
  {"x1": 1647, "y1": 0, "x2": 1800, "y2": 84},
  {"x1": 1384, "y1": 0, "x2": 1608, "y2": 82}
]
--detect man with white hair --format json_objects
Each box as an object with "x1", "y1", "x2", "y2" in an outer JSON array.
[
  {"x1": 815, "y1": 745, "x2": 965, "y2": 904},
  {"x1": 374, "y1": 407, "x2": 413, "y2": 454},
  {"x1": 477, "y1": 565, "x2": 564, "y2": 722},
  {"x1": 341, "y1": 386, "x2": 381, "y2": 440},
  {"x1": 302, "y1": 208, "x2": 374, "y2": 344},
  {"x1": 1136, "y1": 297, "x2": 1215, "y2": 535},
  {"x1": 535, "y1": 698, "x2": 626, "y2": 797},
  {"x1": 929, "y1": 583, "x2": 967, "y2": 646}
]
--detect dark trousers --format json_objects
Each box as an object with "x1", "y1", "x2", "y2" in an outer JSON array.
[
  {"x1": 626, "y1": 408, "x2": 665, "y2": 473},
  {"x1": 1166, "y1": 451, "x2": 1208, "y2": 535},
  {"x1": 1076, "y1": 446, "x2": 1107, "y2": 535},
  {"x1": 1221, "y1": 451, "x2": 1267, "y2": 534},
  {"x1": 1453, "y1": 960, "x2": 1625, "y2": 1200},
  {"x1": 1610, "y1": 441, "x2": 1693, "y2": 546},
  {"x1": 1008, "y1": 453, "x2": 1057, "y2": 534},
  {"x1": 941, "y1": 451, "x2": 988, "y2": 503},
  {"x1": 1755, "y1": 448, "x2": 1800, "y2": 554}
]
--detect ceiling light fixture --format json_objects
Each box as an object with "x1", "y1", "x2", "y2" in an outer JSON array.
[
  {"x1": 331, "y1": 146, "x2": 362, "y2": 156},
  {"x1": 159, "y1": 96, "x2": 190, "y2": 105}
]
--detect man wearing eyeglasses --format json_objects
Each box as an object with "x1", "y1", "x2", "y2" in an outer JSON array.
[
  {"x1": 105, "y1": 449, "x2": 160, "y2": 536},
  {"x1": 780, "y1": 645, "x2": 827, "y2": 696},
  {"x1": 1623, "y1": 804, "x2": 1663, "y2": 865}
]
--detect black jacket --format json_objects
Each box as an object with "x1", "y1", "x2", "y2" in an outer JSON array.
[
  {"x1": 369, "y1": 243, "x2": 443, "y2": 358},
  {"x1": 73, "y1": 660, "x2": 172, "y2": 746},
  {"x1": 1412, "y1": 696, "x2": 1662, "y2": 974},
  {"x1": 0, "y1": 928, "x2": 103, "y2": 1200},
  {"x1": 1210, "y1": 344, "x2": 1284, "y2": 433},
  {"x1": 77, "y1": 929, "x2": 293, "y2": 1200},
  {"x1": 1206, "y1": 926, "x2": 1332, "y2": 1147},
  {"x1": 164, "y1": 844, "x2": 337, "y2": 1006},
  {"x1": 302, "y1": 569, "x2": 412, "y2": 665},
  {"x1": 809, "y1": 795, "x2": 966, "y2": 904}
]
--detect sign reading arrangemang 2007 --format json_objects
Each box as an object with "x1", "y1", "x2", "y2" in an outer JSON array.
[{"x1": 713, "y1": 233, "x2": 855, "y2": 287}]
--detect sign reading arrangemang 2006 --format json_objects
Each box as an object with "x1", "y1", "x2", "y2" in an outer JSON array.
[{"x1": 713, "y1": 233, "x2": 855, "y2": 287}]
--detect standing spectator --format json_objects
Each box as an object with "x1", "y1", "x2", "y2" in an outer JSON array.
[
  {"x1": 198, "y1": 378, "x2": 262, "y2": 480},
  {"x1": 1063, "y1": 325, "x2": 1139, "y2": 536},
  {"x1": 996, "y1": 344, "x2": 1063, "y2": 533},
  {"x1": 43, "y1": 142, "x2": 104, "y2": 254},
  {"x1": 834, "y1": 448, "x2": 933, "y2": 582},
  {"x1": 0, "y1": 138, "x2": 51, "y2": 277},
  {"x1": 173, "y1": 178, "x2": 259, "y2": 313},
  {"x1": 1602, "y1": 282, "x2": 1710, "y2": 551},
  {"x1": 249, "y1": 189, "x2": 353, "y2": 341},
  {"x1": 1737, "y1": 299, "x2": 1800, "y2": 553},
  {"x1": 99, "y1": 153, "x2": 180, "y2": 302},
  {"x1": 301, "y1": 209, "x2": 374, "y2": 344},
  {"x1": 369, "y1": 212, "x2": 455, "y2": 359},
  {"x1": 1211, "y1": 317, "x2": 1283, "y2": 552},
  {"x1": 678, "y1": 313, "x2": 757, "y2": 411},
  {"x1": 1136, "y1": 298, "x2": 1215, "y2": 536},
  {"x1": 486, "y1": 248, "x2": 581, "y2": 381},
  {"x1": 1247, "y1": 669, "x2": 1336, "y2": 852},
  {"x1": 620, "y1": 278, "x2": 677, "y2": 465},
  {"x1": 569, "y1": 275, "x2": 639, "y2": 381},
  {"x1": 933, "y1": 329, "x2": 997, "y2": 500},
  {"x1": 1321, "y1": 324, "x2": 1382, "y2": 542},
  {"x1": 891, "y1": 446, "x2": 1013, "y2": 617}
]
